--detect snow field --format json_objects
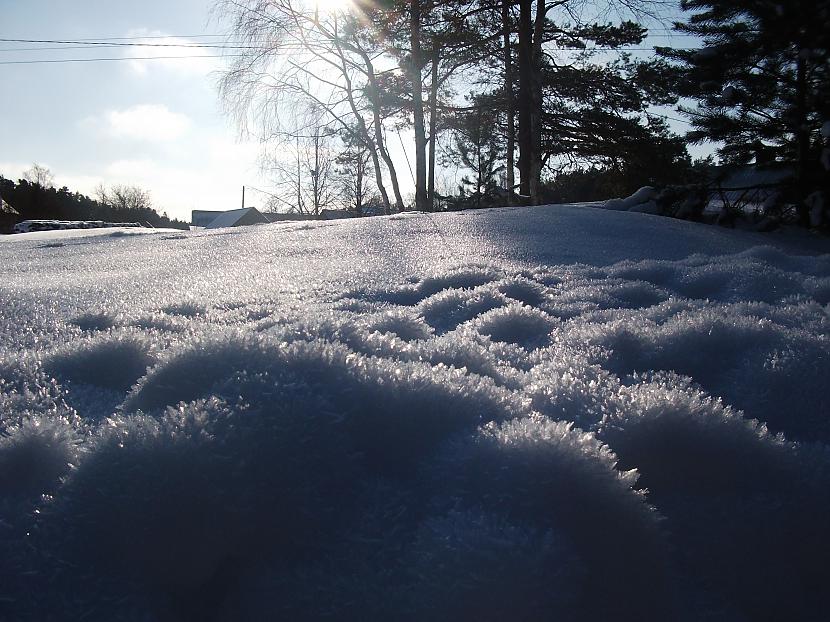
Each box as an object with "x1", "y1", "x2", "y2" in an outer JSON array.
[{"x1": 1, "y1": 207, "x2": 829, "y2": 620}]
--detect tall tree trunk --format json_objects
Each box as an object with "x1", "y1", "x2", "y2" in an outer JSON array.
[
  {"x1": 502, "y1": 0, "x2": 515, "y2": 205},
  {"x1": 355, "y1": 151, "x2": 365, "y2": 216},
  {"x1": 517, "y1": 0, "x2": 533, "y2": 202},
  {"x1": 362, "y1": 57, "x2": 404, "y2": 212},
  {"x1": 411, "y1": 0, "x2": 429, "y2": 212},
  {"x1": 365, "y1": 136, "x2": 392, "y2": 215},
  {"x1": 360, "y1": 49, "x2": 404, "y2": 212},
  {"x1": 427, "y1": 49, "x2": 439, "y2": 210},
  {"x1": 529, "y1": 0, "x2": 545, "y2": 205},
  {"x1": 477, "y1": 106, "x2": 483, "y2": 209},
  {"x1": 313, "y1": 130, "x2": 320, "y2": 215},
  {"x1": 372, "y1": 97, "x2": 405, "y2": 213},
  {"x1": 332, "y1": 29, "x2": 394, "y2": 214}
]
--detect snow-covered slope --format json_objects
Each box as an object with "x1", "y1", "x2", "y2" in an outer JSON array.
[{"x1": 1, "y1": 205, "x2": 829, "y2": 621}]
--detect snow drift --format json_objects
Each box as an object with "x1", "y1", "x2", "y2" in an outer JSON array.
[{"x1": 1, "y1": 204, "x2": 829, "y2": 620}]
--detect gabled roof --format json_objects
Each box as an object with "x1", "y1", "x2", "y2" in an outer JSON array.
[
  {"x1": 191, "y1": 209, "x2": 225, "y2": 227},
  {"x1": 205, "y1": 207, "x2": 269, "y2": 229},
  {"x1": 712, "y1": 164, "x2": 792, "y2": 191},
  {"x1": 704, "y1": 164, "x2": 793, "y2": 212},
  {"x1": 1, "y1": 197, "x2": 19, "y2": 215}
]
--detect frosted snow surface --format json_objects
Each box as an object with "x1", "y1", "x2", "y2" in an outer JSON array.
[{"x1": 1, "y1": 204, "x2": 829, "y2": 621}]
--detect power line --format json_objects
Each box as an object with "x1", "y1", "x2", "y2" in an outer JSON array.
[
  {"x1": 0, "y1": 37, "x2": 258, "y2": 49},
  {"x1": 0, "y1": 29, "x2": 701, "y2": 65},
  {"x1": 0, "y1": 48, "x2": 692, "y2": 66},
  {"x1": 0, "y1": 45, "x2": 254, "y2": 52},
  {"x1": 0, "y1": 27, "x2": 692, "y2": 41},
  {"x1": 0, "y1": 33, "x2": 229, "y2": 41},
  {"x1": 0, "y1": 41, "x2": 695, "y2": 54},
  {"x1": 0, "y1": 29, "x2": 702, "y2": 58},
  {"x1": 0, "y1": 54, "x2": 243, "y2": 66}
]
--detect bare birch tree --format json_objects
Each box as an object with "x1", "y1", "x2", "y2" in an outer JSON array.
[{"x1": 218, "y1": 0, "x2": 406, "y2": 213}]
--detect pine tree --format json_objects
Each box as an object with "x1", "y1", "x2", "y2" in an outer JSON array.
[
  {"x1": 661, "y1": 0, "x2": 830, "y2": 222},
  {"x1": 446, "y1": 95, "x2": 506, "y2": 208},
  {"x1": 540, "y1": 22, "x2": 684, "y2": 174},
  {"x1": 472, "y1": 17, "x2": 686, "y2": 193}
]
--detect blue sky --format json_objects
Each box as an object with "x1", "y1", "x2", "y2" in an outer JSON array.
[{"x1": 0, "y1": 0, "x2": 269, "y2": 221}]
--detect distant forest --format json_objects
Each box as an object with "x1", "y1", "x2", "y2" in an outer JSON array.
[{"x1": 0, "y1": 174, "x2": 190, "y2": 230}]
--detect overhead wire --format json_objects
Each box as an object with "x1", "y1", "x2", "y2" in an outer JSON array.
[
  {"x1": 0, "y1": 27, "x2": 694, "y2": 41},
  {"x1": 0, "y1": 26, "x2": 701, "y2": 66},
  {"x1": 0, "y1": 54, "x2": 244, "y2": 65},
  {"x1": 0, "y1": 41, "x2": 695, "y2": 51},
  {"x1": 0, "y1": 36, "x2": 697, "y2": 51},
  {"x1": 0, "y1": 48, "x2": 694, "y2": 65},
  {"x1": 0, "y1": 38, "x2": 254, "y2": 48}
]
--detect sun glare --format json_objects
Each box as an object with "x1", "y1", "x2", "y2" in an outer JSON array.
[{"x1": 313, "y1": 0, "x2": 353, "y2": 15}]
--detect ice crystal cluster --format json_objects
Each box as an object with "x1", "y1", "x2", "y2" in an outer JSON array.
[{"x1": 1, "y1": 206, "x2": 829, "y2": 620}]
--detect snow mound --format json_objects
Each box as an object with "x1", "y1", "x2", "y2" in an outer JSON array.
[
  {"x1": 472, "y1": 303, "x2": 558, "y2": 347},
  {"x1": 162, "y1": 301, "x2": 208, "y2": 317},
  {"x1": 358, "y1": 265, "x2": 501, "y2": 305},
  {"x1": 44, "y1": 332, "x2": 158, "y2": 393},
  {"x1": 598, "y1": 373, "x2": 830, "y2": 619},
  {"x1": 0, "y1": 414, "x2": 81, "y2": 501},
  {"x1": 70, "y1": 311, "x2": 118, "y2": 332},
  {"x1": 602, "y1": 186, "x2": 658, "y2": 212},
  {"x1": 1, "y1": 206, "x2": 828, "y2": 619},
  {"x1": 418, "y1": 286, "x2": 508, "y2": 332},
  {"x1": 430, "y1": 417, "x2": 673, "y2": 618}
]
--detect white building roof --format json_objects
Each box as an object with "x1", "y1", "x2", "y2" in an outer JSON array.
[
  {"x1": 1, "y1": 197, "x2": 19, "y2": 215},
  {"x1": 205, "y1": 207, "x2": 265, "y2": 229}
]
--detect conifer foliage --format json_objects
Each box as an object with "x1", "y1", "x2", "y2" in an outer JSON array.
[{"x1": 662, "y1": 0, "x2": 830, "y2": 212}]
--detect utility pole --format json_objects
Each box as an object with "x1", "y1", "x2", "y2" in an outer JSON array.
[
  {"x1": 297, "y1": 135, "x2": 303, "y2": 214},
  {"x1": 241, "y1": 186, "x2": 245, "y2": 209}
]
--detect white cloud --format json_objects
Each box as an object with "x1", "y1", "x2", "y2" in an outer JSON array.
[
  {"x1": 55, "y1": 173, "x2": 106, "y2": 195},
  {"x1": 0, "y1": 161, "x2": 31, "y2": 181},
  {"x1": 103, "y1": 150, "x2": 262, "y2": 219},
  {"x1": 105, "y1": 104, "x2": 191, "y2": 142},
  {"x1": 124, "y1": 29, "x2": 222, "y2": 76}
]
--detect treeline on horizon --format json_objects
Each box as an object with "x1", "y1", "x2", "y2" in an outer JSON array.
[{"x1": 0, "y1": 175, "x2": 190, "y2": 231}]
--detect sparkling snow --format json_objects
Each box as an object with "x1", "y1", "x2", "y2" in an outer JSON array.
[{"x1": 1, "y1": 205, "x2": 829, "y2": 620}]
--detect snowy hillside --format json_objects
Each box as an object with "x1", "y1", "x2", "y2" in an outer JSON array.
[{"x1": 1, "y1": 205, "x2": 829, "y2": 621}]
